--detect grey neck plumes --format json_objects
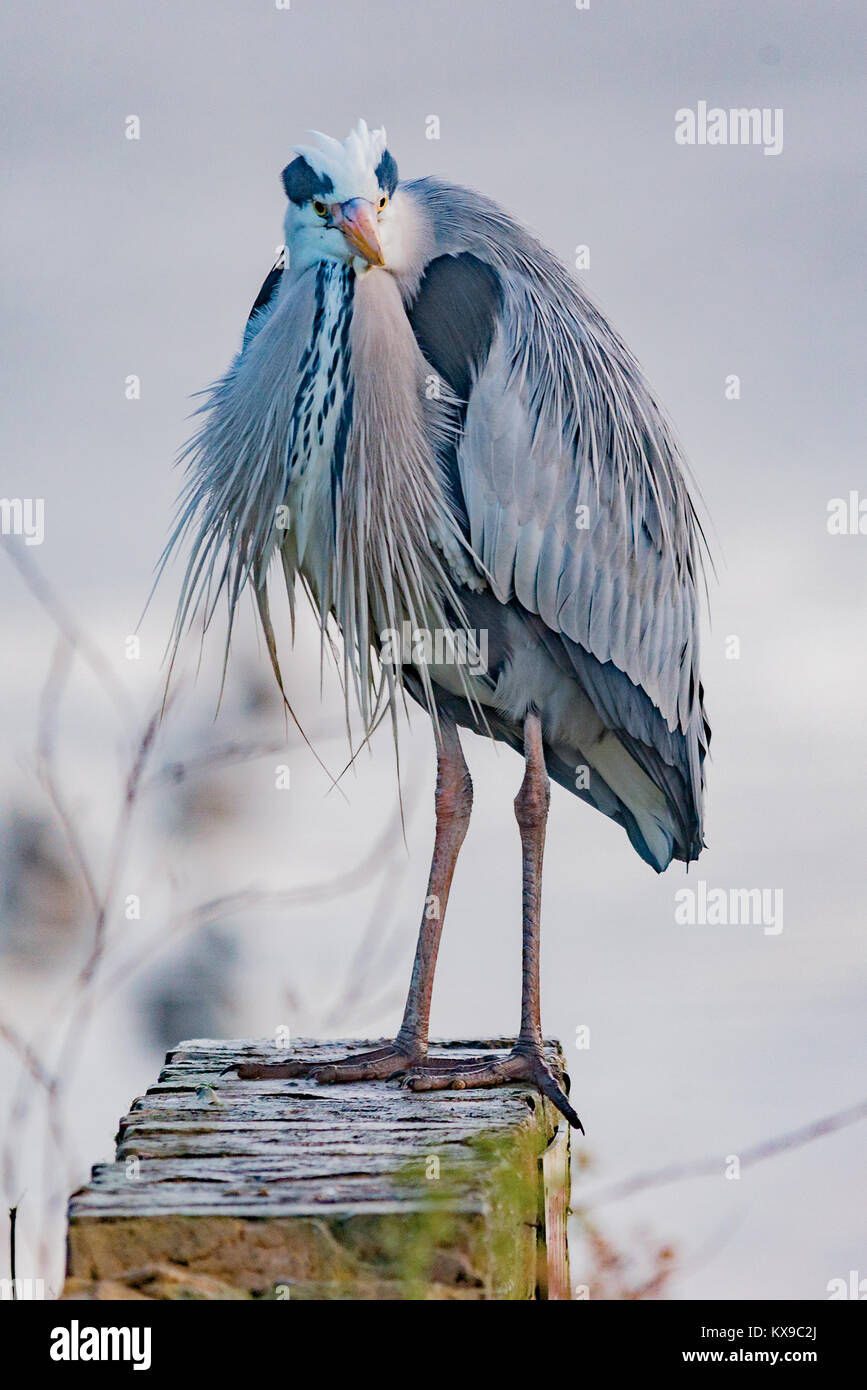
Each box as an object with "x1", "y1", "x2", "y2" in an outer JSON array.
[
  {"x1": 328, "y1": 265, "x2": 477, "y2": 732},
  {"x1": 163, "y1": 251, "x2": 480, "y2": 743}
]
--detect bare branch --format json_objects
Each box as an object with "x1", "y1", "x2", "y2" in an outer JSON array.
[
  {"x1": 3, "y1": 545, "x2": 135, "y2": 727},
  {"x1": 577, "y1": 1099, "x2": 867, "y2": 1207}
]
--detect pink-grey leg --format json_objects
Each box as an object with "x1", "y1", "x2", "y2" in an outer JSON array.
[
  {"x1": 403, "y1": 711, "x2": 583, "y2": 1130},
  {"x1": 233, "y1": 716, "x2": 473, "y2": 1083}
]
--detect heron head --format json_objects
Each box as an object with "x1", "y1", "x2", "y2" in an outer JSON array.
[{"x1": 281, "y1": 120, "x2": 401, "y2": 274}]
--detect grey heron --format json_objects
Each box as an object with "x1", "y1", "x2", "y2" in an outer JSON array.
[{"x1": 165, "y1": 121, "x2": 710, "y2": 1129}]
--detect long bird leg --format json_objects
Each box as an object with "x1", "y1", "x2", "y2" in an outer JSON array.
[
  {"x1": 404, "y1": 711, "x2": 583, "y2": 1131},
  {"x1": 231, "y1": 717, "x2": 473, "y2": 1083}
]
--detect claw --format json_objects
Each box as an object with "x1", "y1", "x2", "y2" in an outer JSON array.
[{"x1": 402, "y1": 1047, "x2": 583, "y2": 1129}]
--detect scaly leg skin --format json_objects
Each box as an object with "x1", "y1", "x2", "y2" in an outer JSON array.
[
  {"x1": 229, "y1": 718, "x2": 473, "y2": 1085},
  {"x1": 404, "y1": 711, "x2": 584, "y2": 1132}
]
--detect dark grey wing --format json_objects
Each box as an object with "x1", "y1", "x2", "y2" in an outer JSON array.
[
  {"x1": 403, "y1": 180, "x2": 710, "y2": 862},
  {"x1": 408, "y1": 252, "x2": 502, "y2": 405},
  {"x1": 243, "y1": 258, "x2": 284, "y2": 349},
  {"x1": 407, "y1": 251, "x2": 502, "y2": 535}
]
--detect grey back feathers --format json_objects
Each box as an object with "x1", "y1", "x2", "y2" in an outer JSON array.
[{"x1": 401, "y1": 178, "x2": 710, "y2": 867}]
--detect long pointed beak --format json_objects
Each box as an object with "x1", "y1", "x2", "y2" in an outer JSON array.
[{"x1": 334, "y1": 198, "x2": 385, "y2": 267}]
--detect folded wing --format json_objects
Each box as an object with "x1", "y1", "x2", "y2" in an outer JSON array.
[{"x1": 402, "y1": 178, "x2": 710, "y2": 865}]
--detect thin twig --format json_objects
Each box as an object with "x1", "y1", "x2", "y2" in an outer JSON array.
[
  {"x1": 3, "y1": 544, "x2": 135, "y2": 726},
  {"x1": 577, "y1": 1099, "x2": 867, "y2": 1207}
]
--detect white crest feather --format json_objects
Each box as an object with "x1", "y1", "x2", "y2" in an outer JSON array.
[{"x1": 292, "y1": 120, "x2": 387, "y2": 197}]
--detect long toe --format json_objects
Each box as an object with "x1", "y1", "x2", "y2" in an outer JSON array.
[
  {"x1": 311, "y1": 1051, "x2": 415, "y2": 1083},
  {"x1": 233, "y1": 1060, "x2": 314, "y2": 1079},
  {"x1": 228, "y1": 1043, "x2": 418, "y2": 1083},
  {"x1": 401, "y1": 1053, "x2": 503, "y2": 1073},
  {"x1": 403, "y1": 1060, "x2": 511, "y2": 1093},
  {"x1": 404, "y1": 1048, "x2": 583, "y2": 1131}
]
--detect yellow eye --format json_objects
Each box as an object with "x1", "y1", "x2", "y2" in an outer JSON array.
[
  {"x1": 377, "y1": 194, "x2": 388, "y2": 212},
  {"x1": 312, "y1": 199, "x2": 328, "y2": 218}
]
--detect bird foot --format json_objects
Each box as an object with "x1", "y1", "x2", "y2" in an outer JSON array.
[
  {"x1": 402, "y1": 1043, "x2": 584, "y2": 1131},
  {"x1": 228, "y1": 1039, "x2": 426, "y2": 1084}
]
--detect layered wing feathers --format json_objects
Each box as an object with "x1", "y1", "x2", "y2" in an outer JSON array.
[{"x1": 402, "y1": 178, "x2": 710, "y2": 859}]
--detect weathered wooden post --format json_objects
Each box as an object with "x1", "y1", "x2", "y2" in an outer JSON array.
[{"x1": 62, "y1": 1037, "x2": 572, "y2": 1300}]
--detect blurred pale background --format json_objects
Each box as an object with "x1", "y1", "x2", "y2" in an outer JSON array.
[{"x1": 1, "y1": 0, "x2": 864, "y2": 1298}]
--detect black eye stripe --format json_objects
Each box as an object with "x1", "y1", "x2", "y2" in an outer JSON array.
[
  {"x1": 374, "y1": 149, "x2": 398, "y2": 196},
  {"x1": 281, "y1": 156, "x2": 335, "y2": 206}
]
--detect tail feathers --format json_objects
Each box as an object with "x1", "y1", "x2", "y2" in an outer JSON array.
[{"x1": 545, "y1": 745, "x2": 675, "y2": 872}]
